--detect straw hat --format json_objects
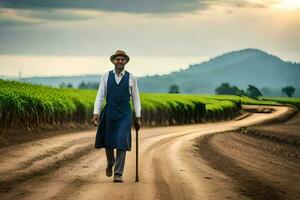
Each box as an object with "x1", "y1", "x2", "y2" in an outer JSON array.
[{"x1": 110, "y1": 50, "x2": 130, "y2": 64}]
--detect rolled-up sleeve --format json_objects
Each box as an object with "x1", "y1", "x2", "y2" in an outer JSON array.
[
  {"x1": 131, "y1": 75, "x2": 141, "y2": 118},
  {"x1": 93, "y1": 74, "x2": 106, "y2": 115}
]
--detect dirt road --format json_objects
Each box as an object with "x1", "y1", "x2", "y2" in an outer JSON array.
[{"x1": 0, "y1": 105, "x2": 295, "y2": 200}]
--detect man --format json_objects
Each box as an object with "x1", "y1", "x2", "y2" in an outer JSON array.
[{"x1": 92, "y1": 50, "x2": 142, "y2": 183}]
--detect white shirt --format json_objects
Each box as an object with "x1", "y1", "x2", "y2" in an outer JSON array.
[{"x1": 93, "y1": 68, "x2": 141, "y2": 118}]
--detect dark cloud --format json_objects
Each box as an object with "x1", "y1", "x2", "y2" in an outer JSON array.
[
  {"x1": 0, "y1": 0, "x2": 208, "y2": 26},
  {"x1": 0, "y1": 0, "x2": 274, "y2": 14},
  {"x1": 21, "y1": 9, "x2": 95, "y2": 21},
  {"x1": 0, "y1": 0, "x2": 276, "y2": 27},
  {"x1": 228, "y1": 0, "x2": 268, "y2": 8},
  {"x1": 0, "y1": 0, "x2": 207, "y2": 14}
]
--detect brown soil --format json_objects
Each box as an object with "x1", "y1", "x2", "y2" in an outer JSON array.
[
  {"x1": 0, "y1": 122, "x2": 96, "y2": 149},
  {"x1": 195, "y1": 110, "x2": 300, "y2": 200},
  {"x1": 0, "y1": 105, "x2": 296, "y2": 200}
]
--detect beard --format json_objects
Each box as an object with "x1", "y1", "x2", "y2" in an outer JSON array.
[{"x1": 115, "y1": 64, "x2": 125, "y2": 69}]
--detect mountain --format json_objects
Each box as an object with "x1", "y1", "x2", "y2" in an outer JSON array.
[
  {"x1": 4, "y1": 48, "x2": 300, "y2": 96},
  {"x1": 138, "y1": 48, "x2": 300, "y2": 96}
]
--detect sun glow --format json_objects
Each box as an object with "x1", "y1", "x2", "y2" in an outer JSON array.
[{"x1": 275, "y1": 0, "x2": 300, "y2": 10}]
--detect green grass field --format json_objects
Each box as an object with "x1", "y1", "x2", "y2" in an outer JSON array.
[
  {"x1": 258, "y1": 96, "x2": 300, "y2": 108},
  {"x1": 0, "y1": 79, "x2": 298, "y2": 130}
]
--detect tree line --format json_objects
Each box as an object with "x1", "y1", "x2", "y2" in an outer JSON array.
[
  {"x1": 61, "y1": 81, "x2": 296, "y2": 98},
  {"x1": 59, "y1": 81, "x2": 99, "y2": 89},
  {"x1": 214, "y1": 83, "x2": 296, "y2": 98},
  {"x1": 168, "y1": 83, "x2": 296, "y2": 98}
]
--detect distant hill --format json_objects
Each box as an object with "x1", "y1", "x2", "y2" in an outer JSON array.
[
  {"x1": 18, "y1": 75, "x2": 101, "y2": 88},
  {"x1": 138, "y1": 48, "x2": 300, "y2": 96},
  {"x1": 4, "y1": 48, "x2": 300, "y2": 96}
]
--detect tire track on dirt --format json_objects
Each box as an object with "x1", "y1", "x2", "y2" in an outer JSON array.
[
  {"x1": 0, "y1": 140, "x2": 95, "y2": 193},
  {"x1": 13, "y1": 137, "x2": 94, "y2": 170},
  {"x1": 1, "y1": 149, "x2": 106, "y2": 200},
  {"x1": 195, "y1": 134, "x2": 284, "y2": 200}
]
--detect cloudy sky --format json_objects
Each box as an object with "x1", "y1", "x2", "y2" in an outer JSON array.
[{"x1": 0, "y1": 0, "x2": 299, "y2": 77}]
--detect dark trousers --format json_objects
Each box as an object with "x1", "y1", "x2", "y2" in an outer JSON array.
[{"x1": 105, "y1": 148, "x2": 126, "y2": 176}]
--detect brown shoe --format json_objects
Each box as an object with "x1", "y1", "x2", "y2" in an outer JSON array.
[
  {"x1": 113, "y1": 174, "x2": 123, "y2": 182},
  {"x1": 106, "y1": 165, "x2": 113, "y2": 177}
]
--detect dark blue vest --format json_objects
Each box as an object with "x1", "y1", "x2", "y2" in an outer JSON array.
[{"x1": 95, "y1": 70, "x2": 132, "y2": 151}]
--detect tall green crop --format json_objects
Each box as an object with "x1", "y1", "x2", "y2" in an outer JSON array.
[{"x1": 2, "y1": 79, "x2": 290, "y2": 130}]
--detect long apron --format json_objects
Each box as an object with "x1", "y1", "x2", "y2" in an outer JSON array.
[{"x1": 95, "y1": 70, "x2": 132, "y2": 151}]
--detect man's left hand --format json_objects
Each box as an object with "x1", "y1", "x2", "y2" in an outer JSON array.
[{"x1": 134, "y1": 117, "x2": 141, "y2": 131}]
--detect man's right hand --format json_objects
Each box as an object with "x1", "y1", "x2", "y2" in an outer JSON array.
[{"x1": 92, "y1": 114, "x2": 100, "y2": 126}]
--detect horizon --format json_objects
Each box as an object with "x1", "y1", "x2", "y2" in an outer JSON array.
[{"x1": 1, "y1": 48, "x2": 300, "y2": 79}]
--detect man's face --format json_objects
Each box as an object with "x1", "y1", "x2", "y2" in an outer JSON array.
[{"x1": 113, "y1": 55, "x2": 127, "y2": 70}]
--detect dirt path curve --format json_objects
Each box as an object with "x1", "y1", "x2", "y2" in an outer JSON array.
[{"x1": 0, "y1": 105, "x2": 292, "y2": 200}]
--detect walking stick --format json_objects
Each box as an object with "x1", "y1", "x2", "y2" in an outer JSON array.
[{"x1": 135, "y1": 123, "x2": 139, "y2": 182}]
